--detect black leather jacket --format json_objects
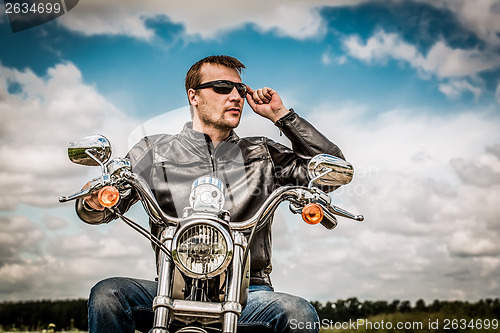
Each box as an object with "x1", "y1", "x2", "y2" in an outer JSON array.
[{"x1": 76, "y1": 110, "x2": 344, "y2": 285}]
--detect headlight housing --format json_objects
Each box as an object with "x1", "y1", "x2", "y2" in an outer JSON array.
[
  {"x1": 172, "y1": 221, "x2": 233, "y2": 278},
  {"x1": 189, "y1": 176, "x2": 225, "y2": 213}
]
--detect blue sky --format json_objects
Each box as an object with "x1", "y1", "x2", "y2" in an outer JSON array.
[{"x1": 1, "y1": 0, "x2": 500, "y2": 304}]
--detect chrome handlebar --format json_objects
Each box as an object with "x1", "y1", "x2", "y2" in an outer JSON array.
[
  {"x1": 124, "y1": 171, "x2": 182, "y2": 226},
  {"x1": 60, "y1": 169, "x2": 363, "y2": 230}
]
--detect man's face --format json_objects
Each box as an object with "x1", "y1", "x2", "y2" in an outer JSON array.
[{"x1": 191, "y1": 63, "x2": 245, "y2": 131}]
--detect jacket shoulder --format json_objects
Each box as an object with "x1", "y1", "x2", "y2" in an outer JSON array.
[
  {"x1": 240, "y1": 135, "x2": 292, "y2": 152},
  {"x1": 131, "y1": 133, "x2": 176, "y2": 151},
  {"x1": 128, "y1": 133, "x2": 176, "y2": 165},
  {"x1": 239, "y1": 136, "x2": 266, "y2": 145},
  {"x1": 237, "y1": 136, "x2": 294, "y2": 162}
]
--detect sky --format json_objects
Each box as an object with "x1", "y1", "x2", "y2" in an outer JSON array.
[{"x1": 0, "y1": 0, "x2": 500, "y2": 304}]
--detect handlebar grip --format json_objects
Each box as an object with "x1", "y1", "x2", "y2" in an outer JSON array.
[{"x1": 320, "y1": 206, "x2": 338, "y2": 230}]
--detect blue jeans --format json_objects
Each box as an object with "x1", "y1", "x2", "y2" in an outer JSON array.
[{"x1": 88, "y1": 277, "x2": 319, "y2": 333}]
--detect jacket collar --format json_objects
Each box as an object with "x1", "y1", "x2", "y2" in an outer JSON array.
[{"x1": 180, "y1": 121, "x2": 240, "y2": 145}]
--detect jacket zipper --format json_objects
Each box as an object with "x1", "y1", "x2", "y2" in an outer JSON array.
[{"x1": 207, "y1": 142, "x2": 216, "y2": 174}]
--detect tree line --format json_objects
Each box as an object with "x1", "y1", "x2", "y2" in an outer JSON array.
[
  {"x1": 1, "y1": 297, "x2": 499, "y2": 331},
  {"x1": 0, "y1": 299, "x2": 87, "y2": 331},
  {"x1": 311, "y1": 297, "x2": 500, "y2": 322}
]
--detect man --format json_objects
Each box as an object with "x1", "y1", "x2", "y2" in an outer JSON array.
[{"x1": 77, "y1": 55, "x2": 344, "y2": 332}]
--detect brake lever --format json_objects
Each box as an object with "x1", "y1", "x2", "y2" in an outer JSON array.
[
  {"x1": 309, "y1": 186, "x2": 364, "y2": 222},
  {"x1": 326, "y1": 203, "x2": 364, "y2": 221},
  {"x1": 59, "y1": 178, "x2": 102, "y2": 203},
  {"x1": 59, "y1": 188, "x2": 92, "y2": 203}
]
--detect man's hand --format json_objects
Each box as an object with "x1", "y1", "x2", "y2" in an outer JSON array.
[
  {"x1": 246, "y1": 86, "x2": 289, "y2": 123},
  {"x1": 82, "y1": 181, "x2": 105, "y2": 211}
]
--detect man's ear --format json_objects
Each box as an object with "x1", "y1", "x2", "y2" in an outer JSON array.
[{"x1": 187, "y1": 89, "x2": 198, "y2": 106}]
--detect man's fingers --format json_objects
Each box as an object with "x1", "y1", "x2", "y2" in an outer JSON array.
[
  {"x1": 245, "y1": 85, "x2": 260, "y2": 106},
  {"x1": 246, "y1": 85, "x2": 254, "y2": 95},
  {"x1": 256, "y1": 89, "x2": 268, "y2": 103},
  {"x1": 246, "y1": 86, "x2": 278, "y2": 112},
  {"x1": 245, "y1": 88, "x2": 257, "y2": 108},
  {"x1": 84, "y1": 192, "x2": 105, "y2": 211},
  {"x1": 81, "y1": 180, "x2": 105, "y2": 211},
  {"x1": 262, "y1": 87, "x2": 274, "y2": 99},
  {"x1": 249, "y1": 87, "x2": 272, "y2": 104}
]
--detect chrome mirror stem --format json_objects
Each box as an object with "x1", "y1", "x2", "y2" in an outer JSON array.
[
  {"x1": 85, "y1": 149, "x2": 110, "y2": 185},
  {"x1": 308, "y1": 168, "x2": 332, "y2": 189}
]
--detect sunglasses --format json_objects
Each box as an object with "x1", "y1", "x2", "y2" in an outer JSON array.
[{"x1": 194, "y1": 80, "x2": 247, "y2": 98}]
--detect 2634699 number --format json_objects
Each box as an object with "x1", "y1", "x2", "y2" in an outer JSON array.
[
  {"x1": 443, "y1": 318, "x2": 498, "y2": 330},
  {"x1": 5, "y1": 2, "x2": 62, "y2": 14}
]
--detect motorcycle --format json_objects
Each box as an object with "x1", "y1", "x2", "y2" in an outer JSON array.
[{"x1": 59, "y1": 134, "x2": 364, "y2": 333}]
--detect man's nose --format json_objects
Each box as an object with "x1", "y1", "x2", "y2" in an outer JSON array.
[{"x1": 228, "y1": 87, "x2": 242, "y2": 100}]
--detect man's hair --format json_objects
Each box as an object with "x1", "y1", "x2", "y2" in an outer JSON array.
[{"x1": 185, "y1": 55, "x2": 245, "y2": 93}]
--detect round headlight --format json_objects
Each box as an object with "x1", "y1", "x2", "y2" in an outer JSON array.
[{"x1": 172, "y1": 222, "x2": 233, "y2": 278}]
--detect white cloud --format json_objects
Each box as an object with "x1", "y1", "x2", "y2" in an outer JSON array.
[
  {"x1": 343, "y1": 30, "x2": 500, "y2": 79},
  {"x1": 0, "y1": 208, "x2": 154, "y2": 301},
  {"x1": 0, "y1": 61, "x2": 152, "y2": 299},
  {"x1": 423, "y1": 41, "x2": 500, "y2": 77},
  {"x1": 420, "y1": 0, "x2": 500, "y2": 48},
  {"x1": 321, "y1": 50, "x2": 333, "y2": 65},
  {"x1": 321, "y1": 47, "x2": 347, "y2": 66},
  {"x1": 439, "y1": 79, "x2": 482, "y2": 100},
  {"x1": 127, "y1": 105, "x2": 190, "y2": 150},
  {"x1": 47, "y1": 0, "x2": 500, "y2": 53},
  {"x1": 450, "y1": 151, "x2": 500, "y2": 187},
  {"x1": 342, "y1": 30, "x2": 500, "y2": 101},
  {"x1": 0, "y1": 215, "x2": 43, "y2": 267},
  {"x1": 58, "y1": 0, "x2": 367, "y2": 40},
  {"x1": 448, "y1": 230, "x2": 500, "y2": 257},
  {"x1": 344, "y1": 31, "x2": 423, "y2": 65},
  {"x1": 0, "y1": 62, "x2": 137, "y2": 210}
]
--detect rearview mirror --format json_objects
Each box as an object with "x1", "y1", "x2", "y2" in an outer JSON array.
[
  {"x1": 308, "y1": 154, "x2": 353, "y2": 187},
  {"x1": 68, "y1": 135, "x2": 112, "y2": 166}
]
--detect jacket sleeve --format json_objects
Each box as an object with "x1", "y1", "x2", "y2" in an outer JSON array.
[
  {"x1": 268, "y1": 109, "x2": 344, "y2": 188},
  {"x1": 75, "y1": 135, "x2": 157, "y2": 225}
]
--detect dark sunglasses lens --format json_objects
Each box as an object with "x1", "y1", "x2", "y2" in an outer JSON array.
[
  {"x1": 212, "y1": 81, "x2": 247, "y2": 97},
  {"x1": 213, "y1": 83, "x2": 233, "y2": 94},
  {"x1": 236, "y1": 84, "x2": 247, "y2": 97}
]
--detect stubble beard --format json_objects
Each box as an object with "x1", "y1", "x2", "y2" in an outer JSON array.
[{"x1": 198, "y1": 103, "x2": 241, "y2": 131}]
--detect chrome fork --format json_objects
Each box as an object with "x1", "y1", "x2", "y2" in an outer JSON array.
[
  {"x1": 150, "y1": 226, "x2": 176, "y2": 333},
  {"x1": 222, "y1": 231, "x2": 247, "y2": 333}
]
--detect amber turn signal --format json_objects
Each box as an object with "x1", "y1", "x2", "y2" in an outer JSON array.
[
  {"x1": 301, "y1": 203, "x2": 324, "y2": 225},
  {"x1": 98, "y1": 186, "x2": 120, "y2": 207}
]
